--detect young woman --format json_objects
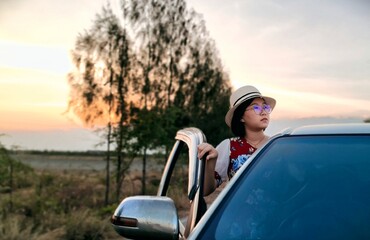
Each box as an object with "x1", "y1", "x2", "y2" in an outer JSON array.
[{"x1": 198, "y1": 85, "x2": 276, "y2": 196}]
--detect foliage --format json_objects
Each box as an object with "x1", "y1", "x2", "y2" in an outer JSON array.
[
  {"x1": 0, "y1": 167, "x2": 138, "y2": 239},
  {"x1": 68, "y1": 0, "x2": 232, "y2": 200},
  {"x1": 0, "y1": 214, "x2": 39, "y2": 240},
  {"x1": 0, "y1": 142, "x2": 34, "y2": 192},
  {"x1": 122, "y1": 0, "x2": 232, "y2": 148},
  {"x1": 0, "y1": 148, "x2": 188, "y2": 239},
  {"x1": 365, "y1": 118, "x2": 370, "y2": 123},
  {"x1": 63, "y1": 210, "x2": 109, "y2": 240},
  {"x1": 68, "y1": 3, "x2": 137, "y2": 201},
  {"x1": 68, "y1": 0, "x2": 232, "y2": 151},
  {"x1": 67, "y1": 3, "x2": 134, "y2": 136}
]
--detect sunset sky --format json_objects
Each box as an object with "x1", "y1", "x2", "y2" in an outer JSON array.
[{"x1": 1, "y1": 0, "x2": 369, "y2": 150}]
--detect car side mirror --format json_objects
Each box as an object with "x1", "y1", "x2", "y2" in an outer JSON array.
[{"x1": 111, "y1": 196, "x2": 179, "y2": 240}]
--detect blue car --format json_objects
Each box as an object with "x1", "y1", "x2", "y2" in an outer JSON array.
[{"x1": 111, "y1": 123, "x2": 370, "y2": 239}]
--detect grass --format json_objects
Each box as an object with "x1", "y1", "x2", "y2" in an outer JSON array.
[
  {"x1": 0, "y1": 151, "x2": 167, "y2": 239},
  {"x1": 0, "y1": 150, "x2": 221, "y2": 239}
]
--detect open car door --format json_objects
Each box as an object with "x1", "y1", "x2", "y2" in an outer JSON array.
[
  {"x1": 111, "y1": 127, "x2": 208, "y2": 239},
  {"x1": 157, "y1": 127, "x2": 208, "y2": 238}
]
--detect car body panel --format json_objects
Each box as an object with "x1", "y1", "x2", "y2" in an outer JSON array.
[
  {"x1": 111, "y1": 123, "x2": 370, "y2": 239},
  {"x1": 289, "y1": 123, "x2": 370, "y2": 135},
  {"x1": 188, "y1": 124, "x2": 370, "y2": 239}
]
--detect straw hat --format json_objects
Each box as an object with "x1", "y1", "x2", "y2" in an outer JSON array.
[{"x1": 225, "y1": 85, "x2": 276, "y2": 127}]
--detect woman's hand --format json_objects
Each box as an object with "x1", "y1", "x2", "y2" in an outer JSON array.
[
  {"x1": 198, "y1": 143, "x2": 218, "y2": 161},
  {"x1": 198, "y1": 143, "x2": 218, "y2": 196}
]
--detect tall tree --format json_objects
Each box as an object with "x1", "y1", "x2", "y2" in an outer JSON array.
[
  {"x1": 68, "y1": 0, "x2": 232, "y2": 199},
  {"x1": 121, "y1": 0, "x2": 231, "y2": 193},
  {"x1": 0, "y1": 141, "x2": 33, "y2": 212},
  {"x1": 68, "y1": 4, "x2": 137, "y2": 202},
  {"x1": 182, "y1": 12, "x2": 232, "y2": 144},
  {"x1": 122, "y1": 0, "x2": 231, "y2": 146}
]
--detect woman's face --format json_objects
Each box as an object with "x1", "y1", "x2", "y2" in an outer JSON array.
[{"x1": 241, "y1": 98, "x2": 270, "y2": 131}]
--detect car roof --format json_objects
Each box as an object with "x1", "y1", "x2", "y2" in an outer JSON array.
[{"x1": 281, "y1": 123, "x2": 370, "y2": 135}]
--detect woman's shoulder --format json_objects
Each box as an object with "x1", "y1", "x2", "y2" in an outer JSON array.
[{"x1": 216, "y1": 138, "x2": 231, "y2": 150}]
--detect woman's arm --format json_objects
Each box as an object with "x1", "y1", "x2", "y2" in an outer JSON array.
[{"x1": 197, "y1": 143, "x2": 218, "y2": 196}]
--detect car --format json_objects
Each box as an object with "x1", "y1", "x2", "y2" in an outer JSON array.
[{"x1": 111, "y1": 123, "x2": 370, "y2": 239}]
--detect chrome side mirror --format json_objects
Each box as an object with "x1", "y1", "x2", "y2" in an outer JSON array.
[{"x1": 111, "y1": 196, "x2": 179, "y2": 240}]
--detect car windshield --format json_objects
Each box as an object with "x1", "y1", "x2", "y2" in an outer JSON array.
[{"x1": 198, "y1": 135, "x2": 370, "y2": 240}]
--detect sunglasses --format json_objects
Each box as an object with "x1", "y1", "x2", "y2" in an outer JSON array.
[{"x1": 246, "y1": 104, "x2": 272, "y2": 115}]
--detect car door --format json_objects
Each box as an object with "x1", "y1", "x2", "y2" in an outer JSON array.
[
  {"x1": 157, "y1": 127, "x2": 208, "y2": 237},
  {"x1": 111, "y1": 127, "x2": 208, "y2": 239}
]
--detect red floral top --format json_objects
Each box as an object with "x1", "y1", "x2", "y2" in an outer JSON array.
[{"x1": 215, "y1": 137, "x2": 256, "y2": 187}]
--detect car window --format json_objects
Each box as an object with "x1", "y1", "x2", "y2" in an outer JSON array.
[{"x1": 198, "y1": 135, "x2": 370, "y2": 240}]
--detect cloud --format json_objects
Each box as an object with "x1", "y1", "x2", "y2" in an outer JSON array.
[
  {"x1": 0, "y1": 41, "x2": 72, "y2": 75},
  {"x1": 0, "y1": 0, "x2": 117, "y2": 47},
  {"x1": 190, "y1": 0, "x2": 370, "y2": 113}
]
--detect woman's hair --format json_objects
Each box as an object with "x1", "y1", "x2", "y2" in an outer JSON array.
[{"x1": 230, "y1": 98, "x2": 254, "y2": 137}]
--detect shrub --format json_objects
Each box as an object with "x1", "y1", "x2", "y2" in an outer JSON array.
[
  {"x1": 0, "y1": 214, "x2": 39, "y2": 240},
  {"x1": 0, "y1": 144, "x2": 34, "y2": 189},
  {"x1": 63, "y1": 209, "x2": 109, "y2": 240}
]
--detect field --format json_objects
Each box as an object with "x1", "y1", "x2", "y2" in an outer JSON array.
[
  {"x1": 1, "y1": 151, "x2": 221, "y2": 239},
  {"x1": 1, "y1": 151, "x2": 167, "y2": 240}
]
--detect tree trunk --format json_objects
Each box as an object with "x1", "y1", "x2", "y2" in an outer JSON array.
[
  {"x1": 104, "y1": 122, "x2": 112, "y2": 206},
  {"x1": 141, "y1": 147, "x2": 147, "y2": 194},
  {"x1": 9, "y1": 158, "x2": 13, "y2": 211}
]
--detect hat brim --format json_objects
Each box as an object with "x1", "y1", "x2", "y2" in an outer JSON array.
[{"x1": 225, "y1": 96, "x2": 276, "y2": 128}]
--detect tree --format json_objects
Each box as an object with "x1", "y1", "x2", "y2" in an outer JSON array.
[
  {"x1": 175, "y1": 9, "x2": 232, "y2": 144},
  {"x1": 0, "y1": 141, "x2": 13, "y2": 210},
  {"x1": 122, "y1": 0, "x2": 231, "y2": 144},
  {"x1": 121, "y1": 0, "x2": 231, "y2": 193},
  {"x1": 68, "y1": 4, "x2": 137, "y2": 202},
  {"x1": 68, "y1": 0, "x2": 232, "y2": 199},
  {"x1": 0, "y1": 140, "x2": 33, "y2": 212}
]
